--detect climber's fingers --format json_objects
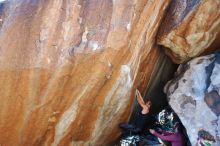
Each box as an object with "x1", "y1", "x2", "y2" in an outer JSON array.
[{"x1": 136, "y1": 89, "x2": 145, "y2": 107}]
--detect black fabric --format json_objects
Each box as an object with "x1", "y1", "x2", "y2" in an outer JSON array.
[
  {"x1": 133, "y1": 112, "x2": 169, "y2": 146},
  {"x1": 119, "y1": 111, "x2": 169, "y2": 146},
  {"x1": 134, "y1": 113, "x2": 149, "y2": 130},
  {"x1": 134, "y1": 112, "x2": 156, "y2": 132}
]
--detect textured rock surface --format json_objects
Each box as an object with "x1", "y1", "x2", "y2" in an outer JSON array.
[
  {"x1": 164, "y1": 52, "x2": 220, "y2": 146},
  {"x1": 158, "y1": 0, "x2": 220, "y2": 63},
  {"x1": 0, "y1": 0, "x2": 172, "y2": 146}
]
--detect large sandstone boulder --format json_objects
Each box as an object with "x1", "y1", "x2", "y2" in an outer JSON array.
[
  {"x1": 0, "y1": 0, "x2": 173, "y2": 146},
  {"x1": 158, "y1": 0, "x2": 220, "y2": 63},
  {"x1": 164, "y1": 52, "x2": 220, "y2": 146}
]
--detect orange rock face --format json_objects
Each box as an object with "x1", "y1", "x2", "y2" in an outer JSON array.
[
  {"x1": 0, "y1": 0, "x2": 172, "y2": 145},
  {"x1": 158, "y1": 0, "x2": 220, "y2": 63}
]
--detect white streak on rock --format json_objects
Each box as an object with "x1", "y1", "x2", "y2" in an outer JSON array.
[
  {"x1": 47, "y1": 58, "x2": 51, "y2": 63},
  {"x1": 88, "y1": 41, "x2": 101, "y2": 51},
  {"x1": 112, "y1": 0, "x2": 115, "y2": 5},
  {"x1": 78, "y1": 17, "x2": 82, "y2": 24},
  {"x1": 107, "y1": 60, "x2": 112, "y2": 68},
  {"x1": 92, "y1": 43, "x2": 98, "y2": 51},
  {"x1": 52, "y1": 85, "x2": 90, "y2": 146},
  {"x1": 82, "y1": 27, "x2": 88, "y2": 43},
  {"x1": 87, "y1": 65, "x2": 133, "y2": 145},
  {"x1": 126, "y1": 22, "x2": 131, "y2": 31}
]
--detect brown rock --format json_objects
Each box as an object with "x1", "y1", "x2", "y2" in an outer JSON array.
[
  {"x1": 205, "y1": 90, "x2": 220, "y2": 115},
  {"x1": 158, "y1": 0, "x2": 220, "y2": 63},
  {"x1": 0, "y1": 0, "x2": 172, "y2": 146}
]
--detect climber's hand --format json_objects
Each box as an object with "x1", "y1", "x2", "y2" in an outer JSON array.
[
  {"x1": 136, "y1": 89, "x2": 151, "y2": 114},
  {"x1": 149, "y1": 129, "x2": 155, "y2": 134},
  {"x1": 136, "y1": 89, "x2": 145, "y2": 107}
]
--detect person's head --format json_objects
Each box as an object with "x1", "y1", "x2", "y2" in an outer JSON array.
[{"x1": 145, "y1": 99, "x2": 152, "y2": 107}]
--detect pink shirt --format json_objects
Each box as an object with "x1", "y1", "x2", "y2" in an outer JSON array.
[{"x1": 152, "y1": 131, "x2": 185, "y2": 146}]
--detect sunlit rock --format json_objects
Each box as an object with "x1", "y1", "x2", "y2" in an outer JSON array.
[
  {"x1": 0, "y1": 0, "x2": 172, "y2": 145},
  {"x1": 164, "y1": 52, "x2": 220, "y2": 146},
  {"x1": 158, "y1": 0, "x2": 220, "y2": 63}
]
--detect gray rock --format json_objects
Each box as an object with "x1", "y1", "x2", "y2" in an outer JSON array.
[{"x1": 164, "y1": 52, "x2": 220, "y2": 146}]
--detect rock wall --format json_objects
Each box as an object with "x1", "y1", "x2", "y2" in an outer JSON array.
[
  {"x1": 158, "y1": 0, "x2": 220, "y2": 63},
  {"x1": 130, "y1": 49, "x2": 176, "y2": 123},
  {"x1": 164, "y1": 52, "x2": 220, "y2": 146},
  {"x1": 0, "y1": 0, "x2": 173, "y2": 146}
]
